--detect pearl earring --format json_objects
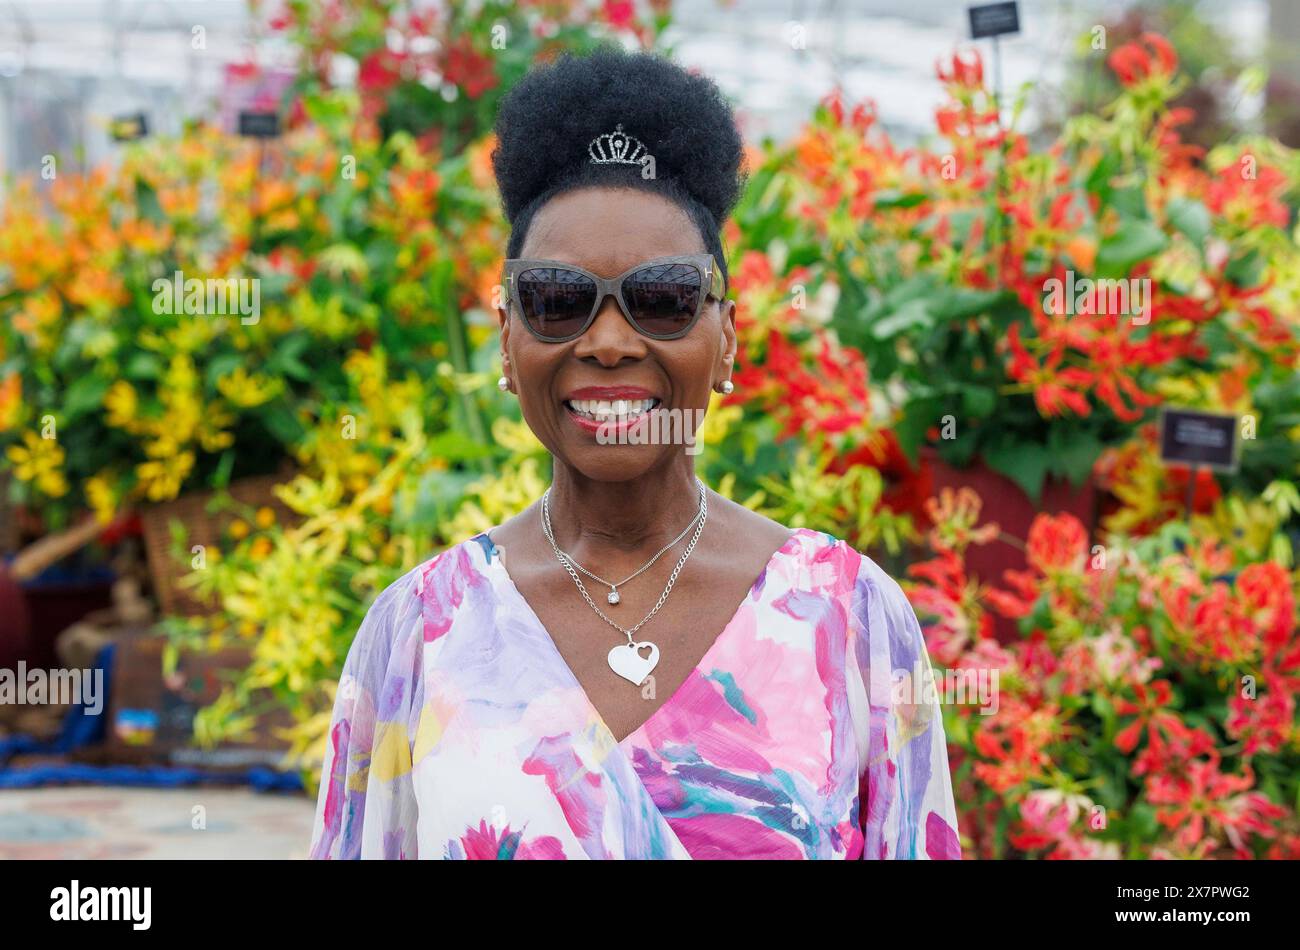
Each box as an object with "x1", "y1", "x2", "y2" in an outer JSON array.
[
  {"x1": 720, "y1": 380, "x2": 735, "y2": 395},
  {"x1": 497, "y1": 376, "x2": 510, "y2": 392}
]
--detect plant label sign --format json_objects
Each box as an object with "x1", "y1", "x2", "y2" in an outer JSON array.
[
  {"x1": 238, "y1": 110, "x2": 280, "y2": 138},
  {"x1": 110, "y1": 112, "x2": 149, "y2": 142},
  {"x1": 1159, "y1": 408, "x2": 1239, "y2": 472},
  {"x1": 968, "y1": 2, "x2": 1020, "y2": 39}
]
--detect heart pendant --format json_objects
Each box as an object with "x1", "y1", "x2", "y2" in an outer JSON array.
[{"x1": 607, "y1": 641, "x2": 660, "y2": 686}]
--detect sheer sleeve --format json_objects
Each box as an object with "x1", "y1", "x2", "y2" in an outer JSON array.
[
  {"x1": 846, "y1": 552, "x2": 962, "y2": 859},
  {"x1": 309, "y1": 564, "x2": 426, "y2": 859}
]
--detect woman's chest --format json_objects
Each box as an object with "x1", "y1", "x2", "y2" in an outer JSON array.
[{"x1": 409, "y1": 578, "x2": 866, "y2": 859}]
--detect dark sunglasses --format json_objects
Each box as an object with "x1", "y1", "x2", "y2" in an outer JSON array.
[{"x1": 502, "y1": 254, "x2": 725, "y2": 343}]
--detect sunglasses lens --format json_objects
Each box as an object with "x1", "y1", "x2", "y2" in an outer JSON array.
[
  {"x1": 515, "y1": 268, "x2": 597, "y2": 339},
  {"x1": 623, "y1": 262, "x2": 704, "y2": 337}
]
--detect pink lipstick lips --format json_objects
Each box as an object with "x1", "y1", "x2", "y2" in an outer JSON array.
[{"x1": 562, "y1": 386, "x2": 663, "y2": 436}]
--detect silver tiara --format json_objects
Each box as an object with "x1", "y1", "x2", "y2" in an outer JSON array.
[{"x1": 588, "y1": 124, "x2": 648, "y2": 165}]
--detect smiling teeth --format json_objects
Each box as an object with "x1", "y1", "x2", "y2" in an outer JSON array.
[{"x1": 567, "y1": 398, "x2": 658, "y2": 421}]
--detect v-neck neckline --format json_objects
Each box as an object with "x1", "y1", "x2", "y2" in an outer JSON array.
[{"x1": 475, "y1": 527, "x2": 811, "y2": 749}]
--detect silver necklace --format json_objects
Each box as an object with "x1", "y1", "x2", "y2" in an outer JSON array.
[
  {"x1": 541, "y1": 481, "x2": 704, "y2": 605},
  {"x1": 541, "y1": 480, "x2": 708, "y2": 686}
]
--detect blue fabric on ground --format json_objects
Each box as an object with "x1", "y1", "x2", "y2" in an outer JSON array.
[
  {"x1": 0, "y1": 763, "x2": 301, "y2": 791},
  {"x1": 1, "y1": 642, "x2": 301, "y2": 791}
]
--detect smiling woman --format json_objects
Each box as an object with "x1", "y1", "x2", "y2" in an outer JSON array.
[{"x1": 308, "y1": 46, "x2": 960, "y2": 861}]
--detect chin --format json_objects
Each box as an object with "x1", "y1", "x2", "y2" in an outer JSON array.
[{"x1": 560, "y1": 445, "x2": 672, "y2": 483}]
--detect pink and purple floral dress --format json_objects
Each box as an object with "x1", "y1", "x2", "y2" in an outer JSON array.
[{"x1": 309, "y1": 527, "x2": 961, "y2": 859}]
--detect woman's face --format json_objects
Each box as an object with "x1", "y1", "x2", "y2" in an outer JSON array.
[{"x1": 498, "y1": 187, "x2": 737, "y2": 483}]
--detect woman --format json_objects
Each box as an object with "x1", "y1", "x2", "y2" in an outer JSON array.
[{"x1": 310, "y1": 47, "x2": 960, "y2": 860}]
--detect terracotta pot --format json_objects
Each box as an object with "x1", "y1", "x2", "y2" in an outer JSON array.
[{"x1": 921, "y1": 447, "x2": 1099, "y2": 643}]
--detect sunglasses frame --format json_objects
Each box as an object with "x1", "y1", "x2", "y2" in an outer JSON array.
[{"x1": 502, "y1": 253, "x2": 726, "y2": 343}]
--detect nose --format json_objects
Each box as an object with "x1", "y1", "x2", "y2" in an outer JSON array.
[{"x1": 572, "y1": 293, "x2": 647, "y2": 366}]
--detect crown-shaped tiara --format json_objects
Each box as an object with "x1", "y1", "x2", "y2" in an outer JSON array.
[{"x1": 588, "y1": 124, "x2": 649, "y2": 166}]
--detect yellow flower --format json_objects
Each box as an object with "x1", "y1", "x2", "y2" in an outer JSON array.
[
  {"x1": 135, "y1": 450, "x2": 195, "y2": 502},
  {"x1": 6, "y1": 431, "x2": 68, "y2": 497},
  {"x1": 491, "y1": 416, "x2": 545, "y2": 456},
  {"x1": 255, "y1": 506, "x2": 276, "y2": 529},
  {"x1": 163, "y1": 353, "x2": 199, "y2": 392},
  {"x1": 698, "y1": 391, "x2": 743, "y2": 446},
  {"x1": 229, "y1": 519, "x2": 250, "y2": 541},
  {"x1": 198, "y1": 403, "x2": 237, "y2": 452},
  {"x1": 104, "y1": 381, "x2": 141, "y2": 431},
  {"x1": 158, "y1": 391, "x2": 202, "y2": 445},
  {"x1": 444, "y1": 457, "x2": 548, "y2": 543},
  {"x1": 85, "y1": 474, "x2": 118, "y2": 524},
  {"x1": 216, "y1": 366, "x2": 283, "y2": 408}
]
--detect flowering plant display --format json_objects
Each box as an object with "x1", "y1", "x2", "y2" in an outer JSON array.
[
  {"x1": 906, "y1": 486, "x2": 1300, "y2": 859},
  {"x1": 735, "y1": 33, "x2": 1299, "y2": 502}
]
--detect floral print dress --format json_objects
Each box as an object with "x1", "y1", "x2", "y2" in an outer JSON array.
[{"x1": 309, "y1": 527, "x2": 961, "y2": 859}]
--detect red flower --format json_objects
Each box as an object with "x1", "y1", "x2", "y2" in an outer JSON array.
[
  {"x1": 1225, "y1": 674, "x2": 1296, "y2": 758},
  {"x1": 1113, "y1": 679, "x2": 1182, "y2": 757},
  {"x1": 1146, "y1": 762, "x2": 1284, "y2": 856},
  {"x1": 443, "y1": 38, "x2": 498, "y2": 100},
  {"x1": 1107, "y1": 32, "x2": 1179, "y2": 87},
  {"x1": 935, "y1": 49, "x2": 984, "y2": 90},
  {"x1": 1238, "y1": 561, "x2": 1296, "y2": 656},
  {"x1": 1205, "y1": 158, "x2": 1290, "y2": 231},
  {"x1": 1005, "y1": 324, "x2": 1092, "y2": 418},
  {"x1": 1025, "y1": 512, "x2": 1088, "y2": 575},
  {"x1": 359, "y1": 49, "x2": 407, "y2": 95},
  {"x1": 600, "y1": 0, "x2": 637, "y2": 30},
  {"x1": 971, "y1": 697, "x2": 1060, "y2": 793}
]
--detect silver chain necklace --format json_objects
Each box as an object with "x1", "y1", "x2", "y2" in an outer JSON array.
[
  {"x1": 541, "y1": 479, "x2": 708, "y2": 686},
  {"x1": 541, "y1": 481, "x2": 704, "y2": 605}
]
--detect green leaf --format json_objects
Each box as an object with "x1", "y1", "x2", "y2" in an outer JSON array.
[
  {"x1": 869, "y1": 298, "x2": 932, "y2": 340},
  {"x1": 1051, "y1": 430, "x2": 1104, "y2": 487},
  {"x1": 260, "y1": 404, "x2": 306, "y2": 445},
  {"x1": 63, "y1": 376, "x2": 109, "y2": 419},
  {"x1": 1108, "y1": 184, "x2": 1147, "y2": 219},
  {"x1": 929, "y1": 287, "x2": 1004, "y2": 322},
  {"x1": 984, "y1": 439, "x2": 1051, "y2": 503},
  {"x1": 204, "y1": 353, "x2": 245, "y2": 390},
  {"x1": 870, "y1": 189, "x2": 928, "y2": 209},
  {"x1": 960, "y1": 385, "x2": 996, "y2": 418},
  {"x1": 894, "y1": 395, "x2": 944, "y2": 463},
  {"x1": 124, "y1": 352, "x2": 163, "y2": 380},
  {"x1": 134, "y1": 177, "x2": 165, "y2": 224},
  {"x1": 1096, "y1": 219, "x2": 1168, "y2": 278},
  {"x1": 1084, "y1": 151, "x2": 1119, "y2": 204},
  {"x1": 1224, "y1": 249, "x2": 1264, "y2": 287},
  {"x1": 1165, "y1": 196, "x2": 1211, "y2": 248}
]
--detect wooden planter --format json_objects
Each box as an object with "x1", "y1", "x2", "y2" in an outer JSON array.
[
  {"x1": 0, "y1": 471, "x2": 18, "y2": 556},
  {"x1": 104, "y1": 627, "x2": 294, "y2": 769},
  {"x1": 921, "y1": 447, "x2": 1099, "y2": 643},
  {"x1": 139, "y1": 469, "x2": 296, "y2": 618}
]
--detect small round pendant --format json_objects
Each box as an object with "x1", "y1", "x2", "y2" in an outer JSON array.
[{"x1": 607, "y1": 590, "x2": 620, "y2": 605}]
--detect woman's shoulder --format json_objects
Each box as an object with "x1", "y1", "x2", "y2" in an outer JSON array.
[
  {"x1": 770, "y1": 524, "x2": 915, "y2": 625},
  {"x1": 350, "y1": 535, "x2": 495, "y2": 649}
]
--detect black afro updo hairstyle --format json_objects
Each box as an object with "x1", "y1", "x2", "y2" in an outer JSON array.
[{"x1": 491, "y1": 45, "x2": 746, "y2": 289}]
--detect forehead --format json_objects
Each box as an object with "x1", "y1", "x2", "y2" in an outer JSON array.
[{"x1": 519, "y1": 187, "x2": 706, "y2": 276}]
